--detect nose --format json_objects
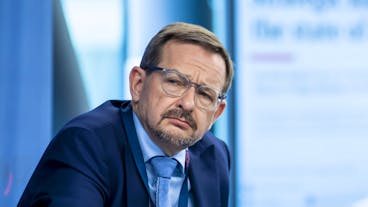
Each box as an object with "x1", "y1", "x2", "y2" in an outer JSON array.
[{"x1": 177, "y1": 86, "x2": 196, "y2": 111}]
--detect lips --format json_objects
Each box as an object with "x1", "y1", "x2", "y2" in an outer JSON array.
[
  {"x1": 167, "y1": 117, "x2": 192, "y2": 129},
  {"x1": 161, "y1": 108, "x2": 197, "y2": 130}
]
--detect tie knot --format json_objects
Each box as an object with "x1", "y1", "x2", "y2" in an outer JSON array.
[{"x1": 150, "y1": 156, "x2": 177, "y2": 178}]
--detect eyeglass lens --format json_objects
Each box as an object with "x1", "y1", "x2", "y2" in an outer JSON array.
[{"x1": 161, "y1": 70, "x2": 219, "y2": 110}]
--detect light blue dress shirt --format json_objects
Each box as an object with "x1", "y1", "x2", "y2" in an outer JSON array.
[{"x1": 133, "y1": 112, "x2": 194, "y2": 207}]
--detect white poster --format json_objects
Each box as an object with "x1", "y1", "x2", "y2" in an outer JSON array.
[{"x1": 235, "y1": 0, "x2": 368, "y2": 206}]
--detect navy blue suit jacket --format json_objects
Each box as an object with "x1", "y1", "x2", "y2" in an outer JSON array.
[{"x1": 18, "y1": 100, "x2": 230, "y2": 207}]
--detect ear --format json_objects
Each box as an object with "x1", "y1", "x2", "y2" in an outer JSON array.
[
  {"x1": 129, "y1": 66, "x2": 146, "y2": 102},
  {"x1": 211, "y1": 100, "x2": 226, "y2": 123}
]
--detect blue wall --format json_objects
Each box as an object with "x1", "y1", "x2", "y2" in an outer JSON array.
[{"x1": 0, "y1": 0, "x2": 52, "y2": 206}]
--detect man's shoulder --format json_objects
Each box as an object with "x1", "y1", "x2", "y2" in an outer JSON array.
[
  {"x1": 200, "y1": 131, "x2": 227, "y2": 147},
  {"x1": 190, "y1": 131, "x2": 229, "y2": 155},
  {"x1": 189, "y1": 131, "x2": 231, "y2": 170},
  {"x1": 61, "y1": 100, "x2": 130, "y2": 132},
  {"x1": 50, "y1": 100, "x2": 131, "y2": 155}
]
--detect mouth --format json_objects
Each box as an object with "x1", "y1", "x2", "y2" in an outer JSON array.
[
  {"x1": 166, "y1": 117, "x2": 192, "y2": 129},
  {"x1": 161, "y1": 108, "x2": 197, "y2": 130}
]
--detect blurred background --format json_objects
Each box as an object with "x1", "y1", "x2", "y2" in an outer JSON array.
[{"x1": 1, "y1": 0, "x2": 368, "y2": 206}]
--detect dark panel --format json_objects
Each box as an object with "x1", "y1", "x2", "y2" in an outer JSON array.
[{"x1": 52, "y1": 0, "x2": 89, "y2": 135}]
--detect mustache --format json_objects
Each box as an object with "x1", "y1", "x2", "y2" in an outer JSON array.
[{"x1": 162, "y1": 108, "x2": 197, "y2": 130}]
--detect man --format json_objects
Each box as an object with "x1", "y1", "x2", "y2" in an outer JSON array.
[{"x1": 18, "y1": 22, "x2": 234, "y2": 207}]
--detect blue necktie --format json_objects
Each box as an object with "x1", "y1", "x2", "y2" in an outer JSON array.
[{"x1": 150, "y1": 156, "x2": 178, "y2": 207}]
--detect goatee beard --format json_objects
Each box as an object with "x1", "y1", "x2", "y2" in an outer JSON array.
[
  {"x1": 150, "y1": 108, "x2": 199, "y2": 148},
  {"x1": 150, "y1": 125, "x2": 199, "y2": 149}
]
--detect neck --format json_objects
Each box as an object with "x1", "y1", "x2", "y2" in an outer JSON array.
[{"x1": 150, "y1": 137, "x2": 184, "y2": 157}]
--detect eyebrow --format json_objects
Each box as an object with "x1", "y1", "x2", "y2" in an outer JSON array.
[
  {"x1": 189, "y1": 73, "x2": 222, "y2": 92},
  {"x1": 165, "y1": 66, "x2": 222, "y2": 92}
]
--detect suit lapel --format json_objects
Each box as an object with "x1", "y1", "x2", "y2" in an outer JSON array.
[
  {"x1": 189, "y1": 141, "x2": 221, "y2": 207},
  {"x1": 119, "y1": 102, "x2": 152, "y2": 206}
]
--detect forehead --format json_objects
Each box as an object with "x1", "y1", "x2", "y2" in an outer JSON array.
[{"x1": 159, "y1": 40, "x2": 226, "y2": 90}]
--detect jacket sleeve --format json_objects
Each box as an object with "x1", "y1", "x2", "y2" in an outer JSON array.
[{"x1": 18, "y1": 127, "x2": 110, "y2": 207}]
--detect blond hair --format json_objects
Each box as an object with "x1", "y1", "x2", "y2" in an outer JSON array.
[{"x1": 140, "y1": 22, "x2": 234, "y2": 95}]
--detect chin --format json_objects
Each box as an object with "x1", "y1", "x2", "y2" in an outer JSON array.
[{"x1": 155, "y1": 127, "x2": 198, "y2": 148}]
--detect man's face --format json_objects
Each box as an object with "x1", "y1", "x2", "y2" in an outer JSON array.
[{"x1": 130, "y1": 40, "x2": 226, "y2": 155}]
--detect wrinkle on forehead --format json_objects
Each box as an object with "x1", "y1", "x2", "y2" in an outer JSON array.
[{"x1": 181, "y1": 63, "x2": 224, "y2": 91}]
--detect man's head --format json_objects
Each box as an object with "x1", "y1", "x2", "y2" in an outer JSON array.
[{"x1": 129, "y1": 22, "x2": 234, "y2": 156}]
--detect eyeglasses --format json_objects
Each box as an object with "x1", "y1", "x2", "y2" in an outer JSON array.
[{"x1": 143, "y1": 65, "x2": 226, "y2": 111}]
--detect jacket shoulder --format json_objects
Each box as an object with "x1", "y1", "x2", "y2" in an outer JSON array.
[
  {"x1": 60, "y1": 100, "x2": 128, "y2": 132},
  {"x1": 190, "y1": 131, "x2": 231, "y2": 169}
]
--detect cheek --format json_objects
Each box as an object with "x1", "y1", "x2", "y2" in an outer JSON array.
[
  {"x1": 194, "y1": 113, "x2": 213, "y2": 133},
  {"x1": 144, "y1": 94, "x2": 173, "y2": 121}
]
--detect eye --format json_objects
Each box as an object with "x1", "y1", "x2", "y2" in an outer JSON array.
[
  {"x1": 197, "y1": 88, "x2": 216, "y2": 103},
  {"x1": 164, "y1": 73, "x2": 187, "y2": 87}
]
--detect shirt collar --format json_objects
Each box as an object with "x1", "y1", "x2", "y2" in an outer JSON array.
[{"x1": 132, "y1": 111, "x2": 186, "y2": 172}]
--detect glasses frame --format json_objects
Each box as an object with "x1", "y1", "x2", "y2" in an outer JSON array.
[{"x1": 142, "y1": 65, "x2": 227, "y2": 111}]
